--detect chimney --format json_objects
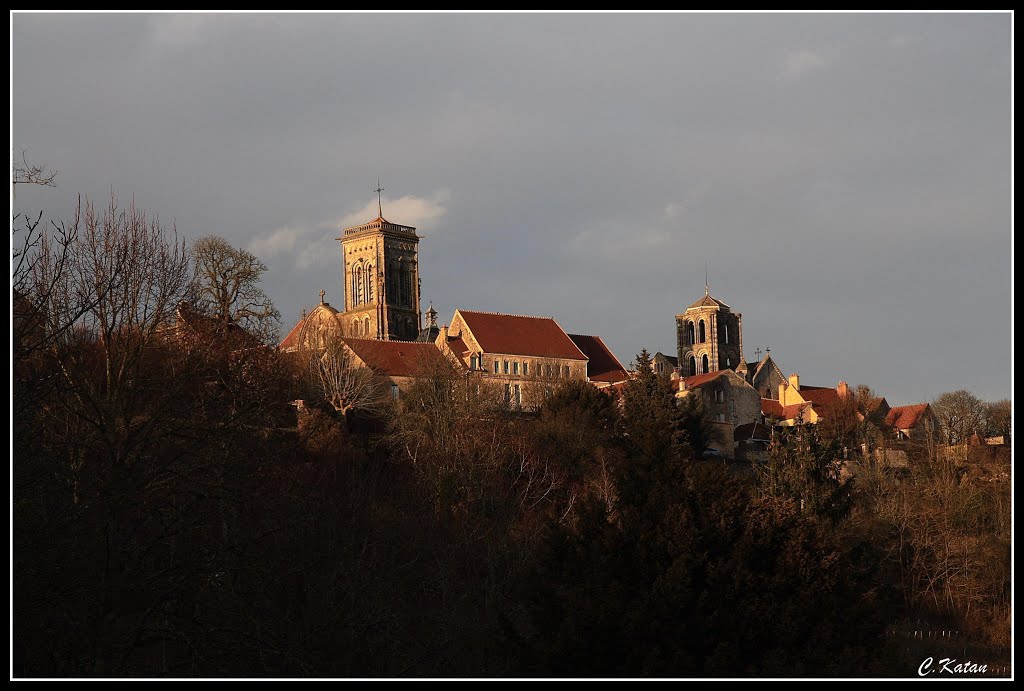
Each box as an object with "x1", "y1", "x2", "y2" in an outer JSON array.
[
  {"x1": 789, "y1": 372, "x2": 800, "y2": 390},
  {"x1": 837, "y1": 380, "x2": 849, "y2": 398}
]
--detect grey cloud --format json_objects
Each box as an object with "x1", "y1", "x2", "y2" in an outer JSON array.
[{"x1": 12, "y1": 12, "x2": 1011, "y2": 403}]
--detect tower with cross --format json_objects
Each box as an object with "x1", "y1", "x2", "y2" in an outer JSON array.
[{"x1": 335, "y1": 182, "x2": 423, "y2": 341}]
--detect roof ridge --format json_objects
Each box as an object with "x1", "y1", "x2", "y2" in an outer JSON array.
[{"x1": 458, "y1": 308, "x2": 556, "y2": 320}]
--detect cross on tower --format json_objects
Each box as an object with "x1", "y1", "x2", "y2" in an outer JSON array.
[
  {"x1": 319, "y1": 289, "x2": 325, "y2": 304},
  {"x1": 754, "y1": 347, "x2": 762, "y2": 360},
  {"x1": 375, "y1": 179, "x2": 384, "y2": 218}
]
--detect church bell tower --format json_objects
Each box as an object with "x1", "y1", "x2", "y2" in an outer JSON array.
[{"x1": 337, "y1": 187, "x2": 422, "y2": 341}]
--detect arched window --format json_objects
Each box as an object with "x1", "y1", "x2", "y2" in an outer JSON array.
[
  {"x1": 686, "y1": 321, "x2": 695, "y2": 345},
  {"x1": 699, "y1": 320, "x2": 706, "y2": 343},
  {"x1": 701, "y1": 353, "x2": 710, "y2": 373},
  {"x1": 366, "y1": 263, "x2": 374, "y2": 302},
  {"x1": 724, "y1": 321, "x2": 729, "y2": 344},
  {"x1": 726, "y1": 357, "x2": 731, "y2": 368},
  {"x1": 352, "y1": 319, "x2": 359, "y2": 336},
  {"x1": 687, "y1": 355, "x2": 697, "y2": 377},
  {"x1": 351, "y1": 267, "x2": 359, "y2": 307},
  {"x1": 365, "y1": 316, "x2": 371, "y2": 337}
]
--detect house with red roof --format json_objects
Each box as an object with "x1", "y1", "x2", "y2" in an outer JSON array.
[{"x1": 884, "y1": 402, "x2": 939, "y2": 443}]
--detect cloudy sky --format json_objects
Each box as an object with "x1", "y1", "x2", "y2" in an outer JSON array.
[{"x1": 12, "y1": 12, "x2": 1011, "y2": 404}]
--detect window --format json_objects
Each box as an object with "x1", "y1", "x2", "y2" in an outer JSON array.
[
  {"x1": 390, "y1": 383, "x2": 400, "y2": 400},
  {"x1": 716, "y1": 390, "x2": 725, "y2": 403},
  {"x1": 687, "y1": 356, "x2": 696, "y2": 377},
  {"x1": 699, "y1": 320, "x2": 706, "y2": 343},
  {"x1": 716, "y1": 413, "x2": 726, "y2": 423},
  {"x1": 686, "y1": 321, "x2": 695, "y2": 345},
  {"x1": 546, "y1": 364, "x2": 552, "y2": 377},
  {"x1": 513, "y1": 361, "x2": 519, "y2": 375},
  {"x1": 366, "y1": 263, "x2": 374, "y2": 302},
  {"x1": 523, "y1": 362, "x2": 529, "y2": 376},
  {"x1": 364, "y1": 316, "x2": 371, "y2": 337},
  {"x1": 563, "y1": 365, "x2": 570, "y2": 378},
  {"x1": 726, "y1": 357, "x2": 731, "y2": 368},
  {"x1": 494, "y1": 360, "x2": 499, "y2": 374},
  {"x1": 503, "y1": 360, "x2": 509, "y2": 374},
  {"x1": 724, "y1": 323, "x2": 729, "y2": 344},
  {"x1": 702, "y1": 354, "x2": 709, "y2": 374},
  {"x1": 505, "y1": 384, "x2": 511, "y2": 402},
  {"x1": 514, "y1": 384, "x2": 521, "y2": 406},
  {"x1": 470, "y1": 354, "x2": 478, "y2": 370}
]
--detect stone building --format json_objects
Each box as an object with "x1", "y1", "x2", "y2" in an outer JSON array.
[
  {"x1": 674, "y1": 369, "x2": 761, "y2": 458},
  {"x1": 676, "y1": 287, "x2": 744, "y2": 377},
  {"x1": 436, "y1": 309, "x2": 589, "y2": 407},
  {"x1": 651, "y1": 352, "x2": 678, "y2": 377},
  {"x1": 738, "y1": 351, "x2": 787, "y2": 400},
  {"x1": 338, "y1": 212, "x2": 422, "y2": 341}
]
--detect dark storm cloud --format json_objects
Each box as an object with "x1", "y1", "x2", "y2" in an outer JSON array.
[{"x1": 12, "y1": 12, "x2": 1011, "y2": 403}]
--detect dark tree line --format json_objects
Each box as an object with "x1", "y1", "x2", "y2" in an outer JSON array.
[{"x1": 13, "y1": 189, "x2": 1010, "y2": 677}]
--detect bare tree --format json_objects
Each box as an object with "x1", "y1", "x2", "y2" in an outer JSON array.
[
  {"x1": 984, "y1": 399, "x2": 1011, "y2": 444},
  {"x1": 191, "y1": 235, "x2": 280, "y2": 342},
  {"x1": 11, "y1": 149, "x2": 57, "y2": 196},
  {"x1": 305, "y1": 339, "x2": 387, "y2": 419},
  {"x1": 932, "y1": 389, "x2": 986, "y2": 445}
]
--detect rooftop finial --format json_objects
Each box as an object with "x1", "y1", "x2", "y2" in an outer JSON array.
[
  {"x1": 375, "y1": 178, "x2": 384, "y2": 219},
  {"x1": 704, "y1": 259, "x2": 709, "y2": 296},
  {"x1": 319, "y1": 289, "x2": 325, "y2": 304}
]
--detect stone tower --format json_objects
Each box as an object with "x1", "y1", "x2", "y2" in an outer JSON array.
[
  {"x1": 676, "y1": 287, "x2": 743, "y2": 377},
  {"x1": 338, "y1": 212, "x2": 421, "y2": 341}
]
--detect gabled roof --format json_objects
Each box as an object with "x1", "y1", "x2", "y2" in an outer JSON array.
[
  {"x1": 279, "y1": 301, "x2": 343, "y2": 351},
  {"x1": 750, "y1": 354, "x2": 785, "y2": 384},
  {"x1": 456, "y1": 310, "x2": 587, "y2": 360},
  {"x1": 341, "y1": 338, "x2": 450, "y2": 378},
  {"x1": 570, "y1": 334, "x2": 629, "y2": 383},
  {"x1": 885, "y1": 403, "x2": 932, "y2": 431}
]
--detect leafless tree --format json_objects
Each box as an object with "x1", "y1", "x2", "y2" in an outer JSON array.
[
  {"x1": 191, "y1": 235, "x2": 280, "y2": 343},
  {"x1": 932, "y1": 389, "x2": 986, "y2": 445},
  {"x1": 983, "y1": 399, "x2": 1011, "y2": 444},
  {"x1": 305, "y1": 339, "x2": 387, "y2": 419},
  {"x1": 11, "y1": 149, "x2": 57, "y2": 196}
]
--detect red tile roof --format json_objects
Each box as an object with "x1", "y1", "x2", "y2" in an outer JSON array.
[
  {"x1": 569, "y1": 334, "x2": 629, "y2": 383},
  {"x1": 885, "y1": 403, "x2": 931, "y2": 431},
  {"x1": 279, "y1": 316, "x2": 306, "y2": 351},
  {"x1": 681, "y1": 371, "x2": 725, "y2": 388},
  {"x1": 456, "y1": 310, "x2": 587, "y2": 360},
  {"x1": 761, "y1": 399, "x2": 810, "y2": 421},
  {"x1": 341, "y1": 338, "x2": 450, "y2": 378},
  {"x1": 797, "y1": 385, "x2": 840, "y2": 409}
]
